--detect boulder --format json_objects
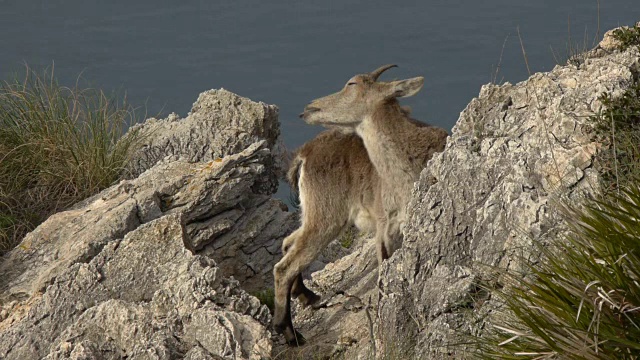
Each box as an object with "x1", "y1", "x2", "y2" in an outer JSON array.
[
  {"x1": 0, "y1": 90, "x2": 296, "y2": 359},
  {"x1": 377, "y1": 30, "x2": 640, "y2": 359},
  {"x1": 125, "y1": 88, "x2": 288, "y2": 193}
]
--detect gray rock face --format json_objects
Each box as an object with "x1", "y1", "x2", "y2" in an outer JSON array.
[
  {"x1": 0, "y1": 90, "x2": 296, "y2": 359},
  {"x1": 4, "y1": 214, "x2": 271, "y2": 360},
  {"x1": 125, "y1": 88, "x2": 287, "y2": 193},
  {"x1": 376, "y1": 36, "x2": 640, "y2": 358}
]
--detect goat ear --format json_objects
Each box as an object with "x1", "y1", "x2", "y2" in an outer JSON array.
[{"x1": 386, "y1": 77, "x2": 424, "y2": 98}]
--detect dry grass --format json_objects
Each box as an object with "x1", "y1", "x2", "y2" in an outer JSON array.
[
  {"x1": 476, "y1": 188, "x2": 640, "y2": 359},
  {"x1": 475, "y1": 22, "x2": 640, "y2": 359},
  {"x1": 0, "y1": 66, "x2": 143, "y2": 255}
]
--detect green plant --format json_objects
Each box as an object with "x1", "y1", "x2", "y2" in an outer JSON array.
[
  {"x1": 591, "y1": 79, "x2": 640, "y2": 192},
  {"x1": 477, "y1": 187, "x2": 640, "y2": 359},
  {"x1": 339, "y1": 227, "x2": 358, "y2": 249},
  {"x1": 252, "y1": 288, "x2": 275, "y2": 314},
  {"x1": 0, "y1": 66, "x2": 143, "y2": 255},
  {"x1": 612, "y1": 23, "x2": 640, "y2": 50}
]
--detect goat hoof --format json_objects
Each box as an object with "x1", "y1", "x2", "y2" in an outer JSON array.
[
  {"x1": 285, "y1": 329, "x2": 307, "y2": 347},
  {"x1": 272, "y1": 321, "x2": 286, "y2": 335},
  {"x1": 299, "y1": 292, "x2": 321, "y2": 308},
  {"x1": 273, "y1": 322, "x2": 306, "y2": 346}
]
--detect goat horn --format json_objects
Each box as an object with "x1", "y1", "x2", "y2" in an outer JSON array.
[{"x1": 370, "y1": 64, "x2": 398, "y2": 81}]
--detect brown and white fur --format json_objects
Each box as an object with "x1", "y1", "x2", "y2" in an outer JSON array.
[
  {"x1": 301, "y1": 63, "x2": 448, "y2": 281},
  {"x1": 273, "y1": 65, "x2": 448, "y2": 346},
  {"x1": 273, "y1": 129, "x2": 384, "y2": 345}
]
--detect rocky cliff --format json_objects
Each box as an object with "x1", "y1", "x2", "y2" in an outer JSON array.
[
  {"x1": 0, "y1": 90, "x2": 296, "y2": 359},
  {"x1": 376, "y1": 30, "x2": 639, "y2": 359},
  {"x1": 1, "y1": 28, "x2": 638, "y2": 360}
]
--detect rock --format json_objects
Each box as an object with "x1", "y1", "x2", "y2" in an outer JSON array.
[
  {"x1": 0, "y1": 89, "x2": 296, "y2": 359},
  {"x1": 183, "y1": 308, "x2": 272, "y2": 359},
  {"x1": 600, "y1": 28, "x2": 625, "y2": 52},
  {"x1": 125, "y1": 88, "x2": 287, "y2": 193},
  {"x1": 0, "y1": 139, "x2": 294, "y2": 301},
  {"x1": 375, "y1": 33, "x2": 640, "y2": 358},
  {"x1": 2, "y1": 214, "x2": 271, "y2": 359},
  {"x1": 599, "y1": 21, "x2": 640, "y2": 52}
]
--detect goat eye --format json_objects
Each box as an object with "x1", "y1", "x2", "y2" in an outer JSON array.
[{"x1": 347, "y1": 82, "x2": 357, "y2": 86}]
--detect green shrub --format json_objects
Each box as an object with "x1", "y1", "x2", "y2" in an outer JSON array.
[
  {"x1": 0, "y1": 66, "x2": 143, "y2": 255},
  {"x1": 591, "y1": 79, "x2": 640, "y2": 192},
  {"x1": 339, "y1": 226, "x2": 359, "y2": 249},
  {"x1": 252, "y1": 288, "x2": 275, "y2": 314},
  {"x1": 612, "y1": 24, "x2": 640, "y2": 50},
  {"x1": 477, "y1": 188, "x2": 640, "y2": 359}
]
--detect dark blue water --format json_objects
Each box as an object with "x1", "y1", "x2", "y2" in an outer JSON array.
[{"x1": 0, "y1": 1, "x2": 638, "y2": 200}]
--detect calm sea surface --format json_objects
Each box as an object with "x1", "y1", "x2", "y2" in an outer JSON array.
[{"x1": 0, "y1": 1, "x2": 638, "y2": 199}]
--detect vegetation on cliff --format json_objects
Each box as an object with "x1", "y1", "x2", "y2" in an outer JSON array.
[
  {"x1": 592, "y1": 77, "x2": 640, "y2": 193},
  {"x1": 0, "y1": 67, "x2": 142, "y2": 255},
  {"x1": 479, "y1": 188, "x2": 640, "y2": 359},
  {"x1": 478, "y1": 24, "x2": 640, "y2": 359}
]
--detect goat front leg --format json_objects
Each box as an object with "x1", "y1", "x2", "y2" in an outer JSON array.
[{"x1": 273, "y1": 252, "x2": 306, "y2": 346}]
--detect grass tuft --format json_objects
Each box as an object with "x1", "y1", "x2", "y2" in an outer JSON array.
[
  {"x1": 590, "y1": 78, "x2": 640, "y2": 193},
  {"x1": 338, "y1": 227, "x2": 358, "y2": 249},
  {"x1": 0, "y1": 66, "x2": 143, "y2": 255},
  {"x1": 252, "y1": 288, "x2": 275, "y2": 314},
  {"x1": 476, "y1": 187, "x2": 640, "y2": 359}
]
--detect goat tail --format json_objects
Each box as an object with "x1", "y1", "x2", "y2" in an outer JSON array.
[{"x1": 287, "y1": 153, "x2": 304, "y2": 194}]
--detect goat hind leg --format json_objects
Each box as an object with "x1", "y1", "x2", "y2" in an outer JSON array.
[
  {"x1": 383, "y1": 216, "x2": 402, "y2": 260},
  {"x1": 273, "y1": 226, "x2": 343, "y2": 346},
  {"x1": 375, "y1": 219, "x2": 389, "y2": 265},
  {"x1": 273, "y1": 254, "x2": 306, "y2": 346},
  {"x1": 273, "y1": 242, "x2": 324, "y2": 346},
  {"x1": 291, "y1": 274, "x2": 321, "y2": 308},
  {"x1": 283, "y1": 230, "x2": 320, "y2": 308}
]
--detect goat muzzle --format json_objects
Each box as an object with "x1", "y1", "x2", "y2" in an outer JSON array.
[{"x1": 300, "y1": 106, "x2": 320, "y2": 119}]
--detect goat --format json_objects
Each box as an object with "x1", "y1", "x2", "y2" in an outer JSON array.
[
  {"x1": 274, "y1": 65, "x2": 447, "y2": 346},
  {"x1": 273, "y1": 129, "x2": 383, "y2": 346},
  {"x1": 299, "y1": 64, "x2": 448, "y2": 281}
]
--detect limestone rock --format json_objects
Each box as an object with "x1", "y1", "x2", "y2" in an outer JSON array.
[
  {"x1": 0, "y1": 139, "x2": 294, "y2": 302},
  {"x1": 1, "y1": 214, "x2": 271, "y2": 359},
  {"x1": 125, "y1": 88, "x2": 286, "y2": 193},
  {"x1": 0, "y1": 89, "x2": 296, "y2": 359},
  {"x1": 376, "y1": 34, "x2": 640, "y2": 359},
  {"x1": 599, "y1": 21, "x2": 640, "y2": 52}
]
